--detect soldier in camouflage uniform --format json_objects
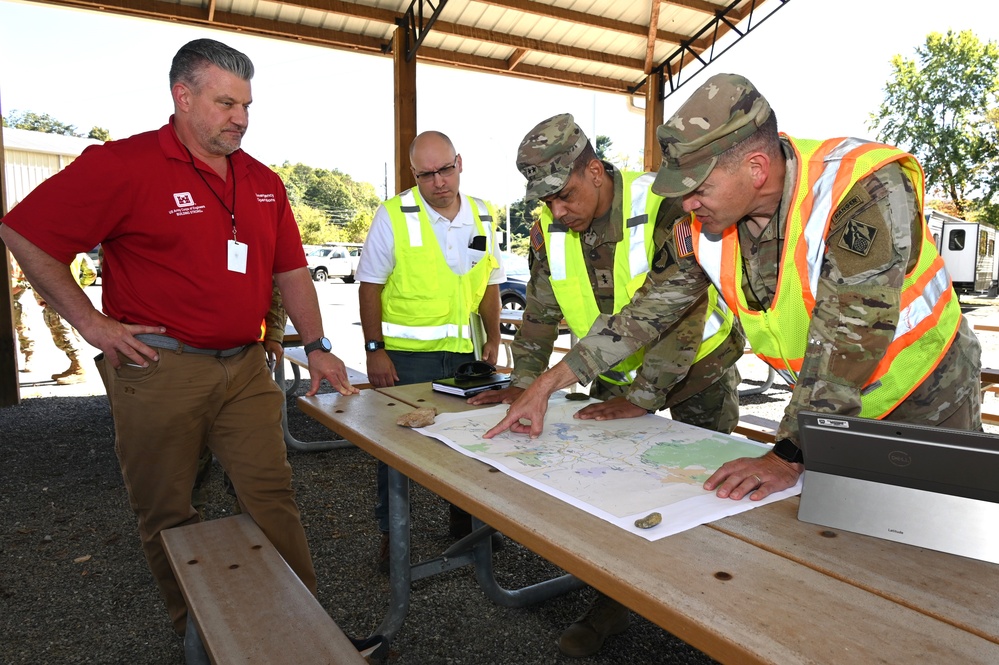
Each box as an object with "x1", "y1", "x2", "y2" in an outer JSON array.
[
  {"x1": 487, "y1": 73, "x2": 981, "y2": 504},
  {"x1": 470, "y1": 113, "x2": 745, "y2": 658},
  {"x1": 10, "y1": 255, "x2": 35, "y2": 371},
  {"x1": 34, "y1": 252, "x2": 97, "y2": 384}
]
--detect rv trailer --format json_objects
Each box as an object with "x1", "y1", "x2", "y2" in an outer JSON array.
[{"x1": 926, "y1": 210, "x2": 999, "y2": 296}]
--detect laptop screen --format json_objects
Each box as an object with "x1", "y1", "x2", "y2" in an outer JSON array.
[{"x1": 797, "y1": 412, "x2": 999, "y2": 504}]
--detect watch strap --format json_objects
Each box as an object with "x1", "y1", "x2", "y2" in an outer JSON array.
[
  {"x1": 773, "y1": 438, "x2": 804, "y2": 464},
  {"x1": 304, "y1": 337, "x2": 331, "y2": 354}
]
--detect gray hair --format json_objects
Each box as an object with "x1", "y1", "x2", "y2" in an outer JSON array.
[{"x1": 169, "y1": 39, "x2": 254, "y2": 90}]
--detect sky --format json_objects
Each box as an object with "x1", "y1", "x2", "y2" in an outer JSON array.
[{"x1": 0, "y1": 0, "x2": 996, "y2": 208}]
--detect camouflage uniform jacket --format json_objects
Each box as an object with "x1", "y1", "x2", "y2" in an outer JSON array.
[
  {"x1": 263, "y1": 281, "x2": 287, "y2": 344},
  {"x1": 564, "y1": 139, "x2": 981, "y2": 442},
  {"x1": 512, "y1": 163, "x2": 744, "y2": 412}
]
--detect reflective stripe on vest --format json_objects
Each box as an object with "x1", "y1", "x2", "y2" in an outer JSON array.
[
  {"x1": 692, "y1": 136, "x2": 961, "y2": 418},
  {"x1": 381, "y1": 188, "x2": 496, "y2": 352},
  {"x1": 544, "y1": 171, "x2": 731, "y2": 384}
]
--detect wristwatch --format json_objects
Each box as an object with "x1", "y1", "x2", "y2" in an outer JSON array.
[
  {"x1": 303, "y1": 337, "x2": 332, "y2": 355},
  {"x1": 364, "y1": 339, "x2": 386, "y2": 352},
  {"x1": 772, "y1": 438, "x2": 804, "y2": 464}
]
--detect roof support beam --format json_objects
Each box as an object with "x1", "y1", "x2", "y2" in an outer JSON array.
[
  {"x1": 643, "y1": 70, "x2": 665, "y2": 173},
  {"x1": 398, "y1": 0, "x2": 449, "y2": 61},
  {"x1": 642, "y1": 0, "x2": 791, "y2": 102},
  {"x1": 645, "y1": 0, "x2": 663, "y2": 75},
  {"x1": 393, "y1": 27, "x2": 418, "y2": 195}
]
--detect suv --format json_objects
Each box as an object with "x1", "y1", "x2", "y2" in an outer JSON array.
[{"x1": 306, "y1": 245, "x2": 362, "y2": 283}]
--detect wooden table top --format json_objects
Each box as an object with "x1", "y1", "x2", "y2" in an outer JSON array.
[{"x1": 297, "y1": 386, "x2": 999, "y2": 664}]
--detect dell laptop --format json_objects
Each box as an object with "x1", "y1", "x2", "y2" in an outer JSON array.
[{"x1": 797, "y1": 412, "x2": 999, "y2": 564}]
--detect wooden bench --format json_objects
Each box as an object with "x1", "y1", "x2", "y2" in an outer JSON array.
[
  {"x1": 732, "y1": 414, "x2": 778, "y2": 444},
  {"x1": 162, "y1": 514, "x2": 374, "y2": 664}
]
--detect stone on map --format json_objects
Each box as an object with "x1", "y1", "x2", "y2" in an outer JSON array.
[
  {"x1": 397, "y1": 407, "x2": 438, "y2": 428},
  {"x1": 634, "y1": 512, "x2": 662, "y2": 529}
]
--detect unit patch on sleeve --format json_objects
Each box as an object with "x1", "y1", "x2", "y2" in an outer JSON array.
[
  {"x1": 838, "y1": 219, "x2": 878, "y2": 256},
  {"x1": 673, "y1": 218, "x2": 694, "y2": 258},
  {"x1": 530, "y1": 219, "x2": 545, "y2": 253}
]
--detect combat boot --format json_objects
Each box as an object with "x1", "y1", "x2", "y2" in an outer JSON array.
[
  {"x1": 558, "y1": 594, "x2": 630, "y2": 657},
  {"x1": 19, "y1": 351, "x2": 33, "y2": 373},
  {"x1": 52, "y1": 357, "x2": 86, "y2": 384}
]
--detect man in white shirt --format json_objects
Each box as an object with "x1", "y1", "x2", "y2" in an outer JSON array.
[{"x1": 356, "y1": 130, "x2": 505, "y2": 570}]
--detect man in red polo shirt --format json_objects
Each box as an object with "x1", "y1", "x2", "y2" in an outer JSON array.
[{"x1": 0, "y1": 38, "x2": 358, "y2": 637}]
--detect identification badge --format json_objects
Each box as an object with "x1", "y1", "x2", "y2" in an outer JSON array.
[{"x1": 227, "y1": 239, "x2": 248, "y2": 273}]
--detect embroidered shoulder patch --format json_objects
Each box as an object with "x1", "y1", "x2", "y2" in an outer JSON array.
[
  {"x1": 673, "y1": 218, "x2": 694, "y2": 258},
  {"x1": 530, "y1": 219, "x2": 545, "y2": 253},
  {"x1": 838, "y1": 219, "x2": 878, "y2": 256}
]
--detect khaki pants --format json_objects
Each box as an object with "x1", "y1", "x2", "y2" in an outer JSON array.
[{"x1": 97, "y1": 343, "x2": 316, "y2": 634}]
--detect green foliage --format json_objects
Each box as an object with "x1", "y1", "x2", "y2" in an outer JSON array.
[
  {"x1": 508, "y1": 234, "x2": 531, "y2": 257},
  {"x1": 88, "y1": 126, "x2": 112, "y2": 141},
  {"x1": 870, "y1": 30, "x2": 999, "y2": 216},
  {"x1": 293, "y1": 202, "x2": 341, "y2": 245},
  {"x1": 272, "y1": 161, "x2": 381, "y2": 241},
  {"x1": 4, "y1": 110, "x2": 80, "y2": 135},
  {"x1": 507, "y1": 197, "x2": 542, "y2": 238},
  {"x1": 595, "y1": 135, "x2": 613, "y2": 160}
]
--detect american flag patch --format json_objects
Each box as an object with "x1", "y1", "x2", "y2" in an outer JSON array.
[
  {"x1": 673, "y1": 218, "x2": 694, "y2": 258},
  {"x1": 530, "y1": 220, "x2": 545, "y2": 253}
]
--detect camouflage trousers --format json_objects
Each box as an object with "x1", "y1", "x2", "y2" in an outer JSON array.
[
  {"x1": 12, "y1": 289, "x2": 33, "y2": 356},
  {"x1": 33, "y1": 290, "x2": 82, "y2": 360},
  {"x1": 590, "y1": 363, "x2": 741, "y2": 435}
]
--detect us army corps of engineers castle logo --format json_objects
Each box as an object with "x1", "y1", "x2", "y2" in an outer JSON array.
[{"x1": 169, "y1": 192, "x2": 207, "y2": 217}]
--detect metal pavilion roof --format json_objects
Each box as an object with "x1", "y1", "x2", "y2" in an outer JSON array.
[{"x1": 26, "y1": 0, "x2": 789, "y2": 100}]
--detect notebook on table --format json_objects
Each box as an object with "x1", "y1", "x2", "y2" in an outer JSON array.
[
  {"x1": 431, "y1": 373, "x2": 511, "y2": 397},
  {"x1": 796, "y1": 411, "x2": 999, "y2": 564}
]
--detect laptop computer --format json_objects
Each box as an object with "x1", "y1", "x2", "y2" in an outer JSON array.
[{"x1": 797, "y1": 411, "x2": 999, "y2": 564}]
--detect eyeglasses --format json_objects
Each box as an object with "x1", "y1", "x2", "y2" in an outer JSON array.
[
  {"x1": 413, "y1": 156, "x2": 459, "y2": 183},
  {"x1": 454, "y1": 361, "x2": 496, "y2": 382}
]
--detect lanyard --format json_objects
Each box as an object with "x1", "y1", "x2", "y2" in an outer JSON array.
[{"x1": 186, "y1": 147, "x2": 237, "y2": 241}]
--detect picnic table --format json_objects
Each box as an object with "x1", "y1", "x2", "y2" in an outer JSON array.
[{"x1": 297, "y1": 382, "x2": 999, "y2": 662}]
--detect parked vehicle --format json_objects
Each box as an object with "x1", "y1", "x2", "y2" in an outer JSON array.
[
  {"x1": 500, "y1": 252, "x2": 529, "y2": 335},
  {"x1": 305, "y1": 243, "x2": 363, "y2": 283},
  {"x1": 87, "y1": 245, "x2": 102, "y2": 278},
  {"x1": 926, "y1": 210, "x2": 999, "y2": 296}
]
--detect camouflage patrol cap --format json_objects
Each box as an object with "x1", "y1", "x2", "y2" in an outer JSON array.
[
  {"x1": 516, "y1": 113, "x2": 590, "y2": 199},
  {"x1": 652, "y1": 73, "x2": 771, "y2": 197}
]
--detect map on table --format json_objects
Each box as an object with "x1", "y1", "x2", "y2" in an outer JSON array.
[{"x1": 416, "y1": 399, "x2": 802, "y2": 541}]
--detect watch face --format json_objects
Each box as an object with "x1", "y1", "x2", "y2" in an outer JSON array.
[{"x1": 320, "y1": 337, "x2": 332, "y2": 352}]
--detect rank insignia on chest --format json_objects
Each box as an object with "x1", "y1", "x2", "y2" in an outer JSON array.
[
  {"x1": 839, "y1": 219, "x2": 878, "y2": 256},
  {"x1": 673, "y1": 218, "x2": 694, "y2": 258},
  {"x1": 595, "y1": 269, "x2": 613, "y2": 288}
]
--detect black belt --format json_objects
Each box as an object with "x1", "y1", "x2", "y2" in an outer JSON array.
[{"x1": 135, "y1": 333, "x2": 251, "y2": 358}]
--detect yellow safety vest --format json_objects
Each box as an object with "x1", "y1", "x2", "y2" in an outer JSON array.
[
  {"x1": 542, "y1": 171, "x2": 733, "y2": 385},
  {"x1": 692, "y1": 136, "x2": 961, "y2": 419},
  {"x1": 381, "y1": 188, "x2": 498, "y2": 353}
]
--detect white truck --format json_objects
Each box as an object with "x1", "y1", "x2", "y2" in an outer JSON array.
[
  {"x1": 305, "y1": 243, "x2": 363, "y2": 283},
  {"x1": 925, "y1": 210, "x2": 999, "y2": 296}
]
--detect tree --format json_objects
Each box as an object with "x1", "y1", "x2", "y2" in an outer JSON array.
[
  {"x1": 595, "y1": 135, "x2": 613, "y2": 160},
  {"x1": 869, "y1": 30, "x2": 999, "y2": 217},
  {"x1": 4, "y1": 110, "x2": 79, "y2": 135},
  {"x1": 88, "y1": 126, "x2": 112, "y2": 141}
]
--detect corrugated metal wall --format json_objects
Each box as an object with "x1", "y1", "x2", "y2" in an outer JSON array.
[{"x1": 4, "y1": 148, "x2": 75, "y2": 209}]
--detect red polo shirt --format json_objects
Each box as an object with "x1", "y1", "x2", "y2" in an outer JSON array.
[{"x1": 2, "y1": 119, "x2": 306, "y2": 349}]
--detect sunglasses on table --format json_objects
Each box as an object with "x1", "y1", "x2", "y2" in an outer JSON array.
[{"x1": 453, "y1": 361, "x2": 497, "y2": 383}]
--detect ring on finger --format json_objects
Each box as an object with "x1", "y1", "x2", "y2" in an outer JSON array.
[{"x1": 751, "y1": 474, "x2": 763, "y2": 487}]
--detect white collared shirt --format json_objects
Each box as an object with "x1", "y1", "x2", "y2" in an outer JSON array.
[{"x1": 356, "y1": 192, "x2": 506, "y2": 285}]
